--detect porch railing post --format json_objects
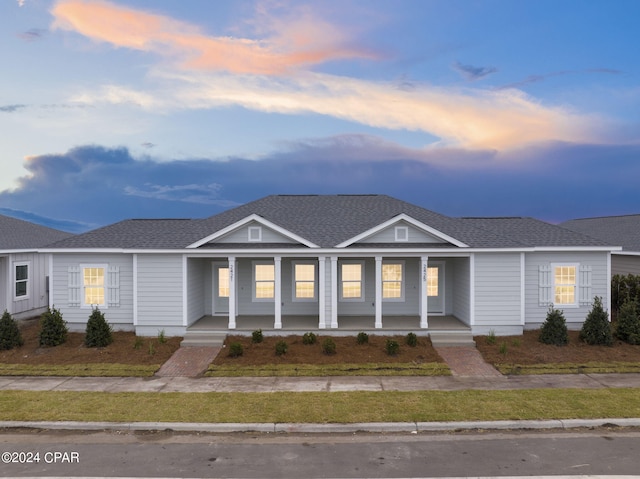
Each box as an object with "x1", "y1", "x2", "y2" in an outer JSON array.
[
  {"x1": 274, "y1": 256, "x2": 282, "y2": 329},
  {"x1": 420, "y1": 256, "x2": 429, "y2": 329},
  {"x1": 318, "y1": 256, "x2": 326, "y2": 329},
  {"x1": 375, "y1": 256, "x2": 383, "y2": 328},
  {"x1": 331, "y1": 256, "x2": 338, "y2": 328},
  {"x1": 228, "y1": 256, "x2": 236, "y2": 329}
]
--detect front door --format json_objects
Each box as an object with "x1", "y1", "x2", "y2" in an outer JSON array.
[
  {"x1": 213, "y1": 263, "x2": 229, "y2": 314},
  {"x1": 427, "y1": 263, "x2": 444, "y2": 314}
]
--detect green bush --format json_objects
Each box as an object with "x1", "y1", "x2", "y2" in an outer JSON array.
[
  {"x1": 252, "y1": 329, "x2": 264, "y2": 343},
  {"x1": 302, "y1": 332, "x2": 317, "y2": 345},
  {"x1": 275, "y1": 340, "x2": 288, "y2": 356},
  {"x1": 228, "y1": 342, "x2": 244, "y2": 357},
  {"x1": 84, "y1": 308, "x2": 113, "y2": 348},
  {"x1": 406, "y1": 332, "x2": 418, "y2": 347},
  {"x1": 133, "y1": 336, "x2": 144, "y2": 350},
  {"x1": 39, "y1": 306, "x2": 68, "y2": 347},
  {"x1": 539, "y1": 306, "x2": 569, "y2": 346},
  {"x1": 385, "y1": 339, "x2": 400, "y2": 356},
  {"x1": 615, "y1": 300, "x2": 640, "y2": 345},
  {"x1": 612, "y1": 274, "x2": 640, "y2": 313},
  {"x1": 157, "y1": 329, "x2": 167, "y2": 344},
  {"x1": 356, "y1": 332, "x2": 369, "y2": 345},
  {"x1": 321, "y1": 337, "x2": 336, "y2": 355},
  {"x1": 0, "y1": 310, "x2": 23, "y2": 350},
  {"x1": 486, "y1": 329, "x2": 497, "y2": 345},
  {"x1": 580, "y1": 296, "x2": 613, "y2": 346}
]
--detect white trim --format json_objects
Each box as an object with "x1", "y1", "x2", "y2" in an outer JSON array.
[
  {"x1": 274, "y1": 257, "x2": 282, "y2": 329},
  {"x1": 79, "y1": 263, "x2": 108, "y2": 309},
  {"x1": 339, "y1": 260, "x2": 365, "y2": 302},
  {"x1": 427, "y1": 261, "x2": 446, "y2": 314},
  {"x1": 186, "y1": 214, "x2": 319, "y2": 248},
  {"x1": 335, "y1": 213, "x2": 469, "y2": 248},
  {"x1": 330, "y1": 257, "x2": 338, "y2": 328},
  {"x1": 182, "y1": 255, "x2": 188, "y2": 327},
  {"x1": 291, "y1": 260, "x2": 317, "y2": 302},
  {"x1": 132, "y1": 254, "x2": 138, "y2": 326},
  {"x1": 211, "y1": 261, "x2": 230, "y2": 314},
  {"x1": 318, "y1": 257, "x2": 326, "y2": 329},
  {"x1": 382, "y1": 260, "x2": 405, "y2": 302},
  {"x1": 252, "y1": 260, "x2": 275, "y2": 302},
  {"x1": 607, "y1": 252, "x2": 612, "y2": 315},
  {"x1": 375, "y1": 256, "x2": 382, "y2": 328},
  {"x1": 469, "y1": 253, "x2": 475, "y2": 326},
  {"x1": 228, "y1": 256, "x2": 236, "y2": 329},
  {"x1": 420, "y1": 256, "x2": 429, "y2": 328},
  {"x1": 248, "y1": 226, "x2": 262, "y2": 242},
  {"x1": 520, "y1": 252, "x2": 525, "y2": 326},
  {"x1": 12, "y1": 260, "x2": 30, "y2": 301},
  {"x1": 395, "y1": 226, "x2": 409, "y2": 242},
  {"x1": 550, "y1": 262, "x2": 580, "y2": 308},
  {"x1": 48, "y1": 255, "x2": 53, "y2": 309}
]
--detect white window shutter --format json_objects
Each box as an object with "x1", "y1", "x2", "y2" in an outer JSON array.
[
  {"x1": 539, "y1": 264, "x2": 552, "y2": 306},
  {"x1": 107, "y1": 266, "x2": 120, "y2": 307},
  {"x1": 68, "y1": 266, "x2": 81, "y2": 307},
  {"x1": 579, "y1": 265, "x2": 592, "y2": 306}
]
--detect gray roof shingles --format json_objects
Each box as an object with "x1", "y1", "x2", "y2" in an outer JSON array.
[
  {"x1": 0, "y1": 214, "x2": 73, "y2": 250},
  {"x1": 43, "y1": 195, "x2": 614, "y2": 250},
  {"x1": 561, "y1": 215, "x2": 639, "y2": 252}
]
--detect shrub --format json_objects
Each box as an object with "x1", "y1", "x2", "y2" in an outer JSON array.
[
  {"x1": 385, "y1": 339, "x2": 400, "y2": 356},
  {"x1": 499, "y1": 341, "x2": 508, "y2": 357},
  {"x1": 84, "y1": 308, "x2": 113, "y2": 348},
  {"x1": 0, "y1": 310, "x2": 23, "y2": 350},
  {"x1": 612, "y1": 274, "x2": 640, "y2": 314},
  {"x1": 356, "y1": 332, "x2": 369, "y2": 345},
  {"x1": 615, "y1": 300, "x2": 640, "y2": 345},
  {"x1": 228, "y1": 342, "x2": 244, "y2": 357},
  {"x1": 486, "y1": 329, "x2": 497, "y2": 345},
  {"x1": 580, "y1": 296, "x2": 613, "y2": 346},
  {"x1": 39, "y1": 306, "x2": 68, "y2": 347},
  {"x1": 406, "y1": 332, "x2": 418, "y2": 347},
  {"x1": 252, "y1": 329, "x2": 264, "y2": 343},
  {"x1": 157, "y1": 329, "x2": 167, "y2": 344},
  {"x1": 275, "y1": 340, "x2": 288, "y2": 356},
  {"x1": 322, "y1": 337, "x2": 336, "y2": 355},
  {"x1": 539, "y1": 306, "x2": 568, "y2": 346},
  {"x1": 302, "y1": 332, "x2": 317, "y2": 345},
  {"x1": 133, "y1": 336, "x2": 144, "y2": 350}
]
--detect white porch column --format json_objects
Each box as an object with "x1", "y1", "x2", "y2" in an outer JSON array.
[
  {"x1": 375, "y1": 256, "x2": 383, "y2": 328},
  {"x1": 330, "y1": 256, "x2": 338, "y2": 328},
  {"x1": 228, "y1": 256, "x2": 236, "y2": 329},
  {"x1": 274, "y1": 256, "x2": 282, "y2": 329},
  {"x1": 318, "y1": 257, "x2": 326, "y2": 329},
  {"x1": 420, "y1": 256, "x2": 429, "y2": 329}
]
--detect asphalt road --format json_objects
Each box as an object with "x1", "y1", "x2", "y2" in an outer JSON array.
[{"x1": 1, "y1": 427, "x2": 639, "y2": 478}]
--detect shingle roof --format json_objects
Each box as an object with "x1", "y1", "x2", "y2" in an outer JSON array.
[
  {"x1": 42, "y1": 195, "x2": 616, "y2": 250},
  {"x1": 0, "y1": 214, "x2": 73, "y2": 250},
  {"x1": 560, "y1": 215, "x2": 639, "y2": 252}
]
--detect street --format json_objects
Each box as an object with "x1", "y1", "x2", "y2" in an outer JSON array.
[{"x1": 1, "y1": 427, "x2": 640, "y2": 478}]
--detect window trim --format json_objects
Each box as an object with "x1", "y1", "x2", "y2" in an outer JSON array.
[
  {"x1": 252, "y1": 260, "x2": 275, "y2": 302},
  {"x1": 80, "y1": 264, "x2": 108, "y2": 309},
  {"x1": 395, "y1": 226, "x2": 409, "y2": 242},
  {"x1": 382, "y1": 260, "x2": 405, "y2": 302},
  {"x1": 292, "y1": 261, "x2": 317, "y2": 302},
  {"x1": 551, "y1": 263, "x2": 579, "y2": 308},
  {"x1": 339, "y1": 260, "x2": 365, "y2": 302},
  {"x1": 248, "y1": 226, "x2": 262, "y2": 242},
  {"x1": 13, "y1": 261, "x2": 30, "y2": 300}
]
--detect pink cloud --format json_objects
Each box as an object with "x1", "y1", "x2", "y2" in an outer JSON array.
[{"x1": 51, "y1": 0, "x2": 374, "y2": 75}]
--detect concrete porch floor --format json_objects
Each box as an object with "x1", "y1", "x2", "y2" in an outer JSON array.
[{"x1": 187, "y1": 315, "x2": 469, "y2": 336}]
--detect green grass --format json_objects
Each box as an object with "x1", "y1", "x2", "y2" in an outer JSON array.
[
  {"x1": 0, "y1": 363, "x2": 160, "y2": 377},
  {"x1": 206, "y1": 362, "x2": 450, "y2": 377},
  {"x1": 497, "y1": 362, "x2": 640, "y2": 375},
  {"x1": 1, "y1": 388, "x2": 639, "y2": 423}
]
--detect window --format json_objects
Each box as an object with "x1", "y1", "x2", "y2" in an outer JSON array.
[
  {"x1": 248, "y1": 226, "x2": 262, "y2": 242},
  {"x1": 382, "y1": 263, "x2": 403, "y2": 299},
  {"x1": 427, "y1": 267, "x2": 439, "y2": 297},
  {"x1": 293, "y1": 263, "x2": 316, "y2": 300},
  {"x1": 83, "y1": 266, "x2": 105, "y2": 307},
  {"x1": 395, "y1": 226, "x2": 408, "y2": 242},
  {"x1": 14, "y1": 262, "x2": 29, "y2": 299},
  {"x1": 554, "y1": 265, "x2": 577, "y2": 305},
  {"x1": 254, "y1": 262, "x2": 275, "y2": 299},
  {"x1": 341, "y1": 262, "x2": 363, "y2": 299},
  {"x1": 218, "y1": 267, "x2": 229, "y2": 298}
]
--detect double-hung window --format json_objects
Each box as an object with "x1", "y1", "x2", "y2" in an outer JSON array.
[
  {"x1": 293, "y1": 263, "x2": 316, "y2": 300},
  {"x1": 382, "y1": 262, "x2": 403, "y2": 300},
  {"x1": 254, "y1": 262, "x2": 275, "y2": 300},
  {"x1": 83, "y1": 266, "x2": 106, "y2": 307},
  {"x1": 341, "y1": 262, "x2": 363, "y2": 300},
  {"x1": 14, "y1": 262, "x2": 29, "y2": 299},
  {"x1": 553, "y1": 264, "x2": 577, "y2": 306}
]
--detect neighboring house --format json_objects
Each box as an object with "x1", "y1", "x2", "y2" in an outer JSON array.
[
  {"x1": 41, "y1": 195, "x2": 618, "y2": 338},
  {"x1": 0, "y1": 215, "x2": 73, "y2": 319},
  {"x1": 561, "y1": 214, "x2": 640, "y2": 276}
]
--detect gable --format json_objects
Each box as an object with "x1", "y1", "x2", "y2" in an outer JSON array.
[{"x1": 208, "y1": 220, "x2": 298, "y2": 245}]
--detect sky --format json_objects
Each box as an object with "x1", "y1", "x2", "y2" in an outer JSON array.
[{"x1": 1, "y1": 0, "x2": 639, "y2": 233}]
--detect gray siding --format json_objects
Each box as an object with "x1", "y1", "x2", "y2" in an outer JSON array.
[
  {"x1": 213, "y1": 221, "x2": 296, "y2": 244},
  {"x1": 473, "y1": 253, "x2": 522, "y2": 331},
  {"x1": 51, "y1": 253, "x2": 134, "y2": 331},
  {"x1": 6, "y1": 253, "x2": 50, "y2": 318},
  {"x1": 0, "y1": 257, "x2": 6, "y2": 313},
  {"x1": 136, "y1": 254, "x2": 183, "y2": 330},
  {"x1": 524, "y1": 251, "x2": 609, "y2": 328},
  {"x1": 281, "y1": 258, "x2": 320, "y2": 316},
  {"x1": 451, "y1": 257, "x2": 471, "y2": 325},
  {"x1": 612, "y1": 254, "x2": 640, "y2": 276},
  {"x1": 382, "y1": 258, "x2": 420, "y2": 315},
  {"x1": 236, "y1": 258, "x2": 275, "y2": 315},
  {"x1": 187, "y1": 258, "x2": 205, "y2": 325},
  {"x1": 360, "y1": 221, "x2": 445, "y2": 244},
  {"x1": 337, "y1": 258, "x2": 376, "y2": 316}
]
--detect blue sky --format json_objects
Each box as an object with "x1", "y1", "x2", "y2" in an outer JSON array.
[{"x1": 1, "y1": 0, "x2": 639, "y2": 233}]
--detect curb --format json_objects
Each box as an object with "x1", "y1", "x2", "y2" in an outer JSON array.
[{"x1": 2, "y1": 418, "x2": 640, "y2": 434}]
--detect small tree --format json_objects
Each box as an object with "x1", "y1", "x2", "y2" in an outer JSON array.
[
  {"x1": 39, "y1": 306, "x2": 68, "y2": 347},
  {"x1": 539, "y1": 306, "x2": 568, "y2": 346},
  {"x1": 321, "y1": 337, "x2": 336, "y2": 355},
  {"x1": 615, "y1": 300, "x2": 640, "y2": 345},
  {"x1": 84, "y1": 308, "x2": 113, "y2": 347},
  {"x1": 385, "y1": 339, "x2": 400, "y2": 356},
  {"x1": 580, "y1": 296, "x2": 613, "y2": 346},
  {"x1": 0, "y1": 310, "x2": 23, "y2": 350}
]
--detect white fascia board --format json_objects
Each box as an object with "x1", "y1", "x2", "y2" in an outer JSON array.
[
  {"x1": 186, "y1": 213, "x2": 319, "y2": 248},
  {"x1": 335, "y1": 213, "x2": 469, "y2": 248},
  {"x1": 531, "y1": 246, "x2": 623, "y2": 252},
  {"x1": 613, "y1": 251, "x2": 640, "y2": 256}
]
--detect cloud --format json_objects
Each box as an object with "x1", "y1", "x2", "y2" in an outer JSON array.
[
  {"x1": 497, "y1": 68, "x2": 624, "y2": 90},
  {"x1": 452, "y1": 61, "x2": 498, "y2": 81},
  {"x1": 17, "y1": 0, "x2": 26, "y2": 6},
  {"x1": 0, "y1": 104, "x2": 28, "y2": 113},
  {"x1": 51, "y1": 0, "x2": 374, "y2": 75},
  {"x1": 17, "y1": 28, "x2": 46, "y2": 41},
  {"x1": 1, "y1": 140, "x2": 639, "y2": 231}
]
